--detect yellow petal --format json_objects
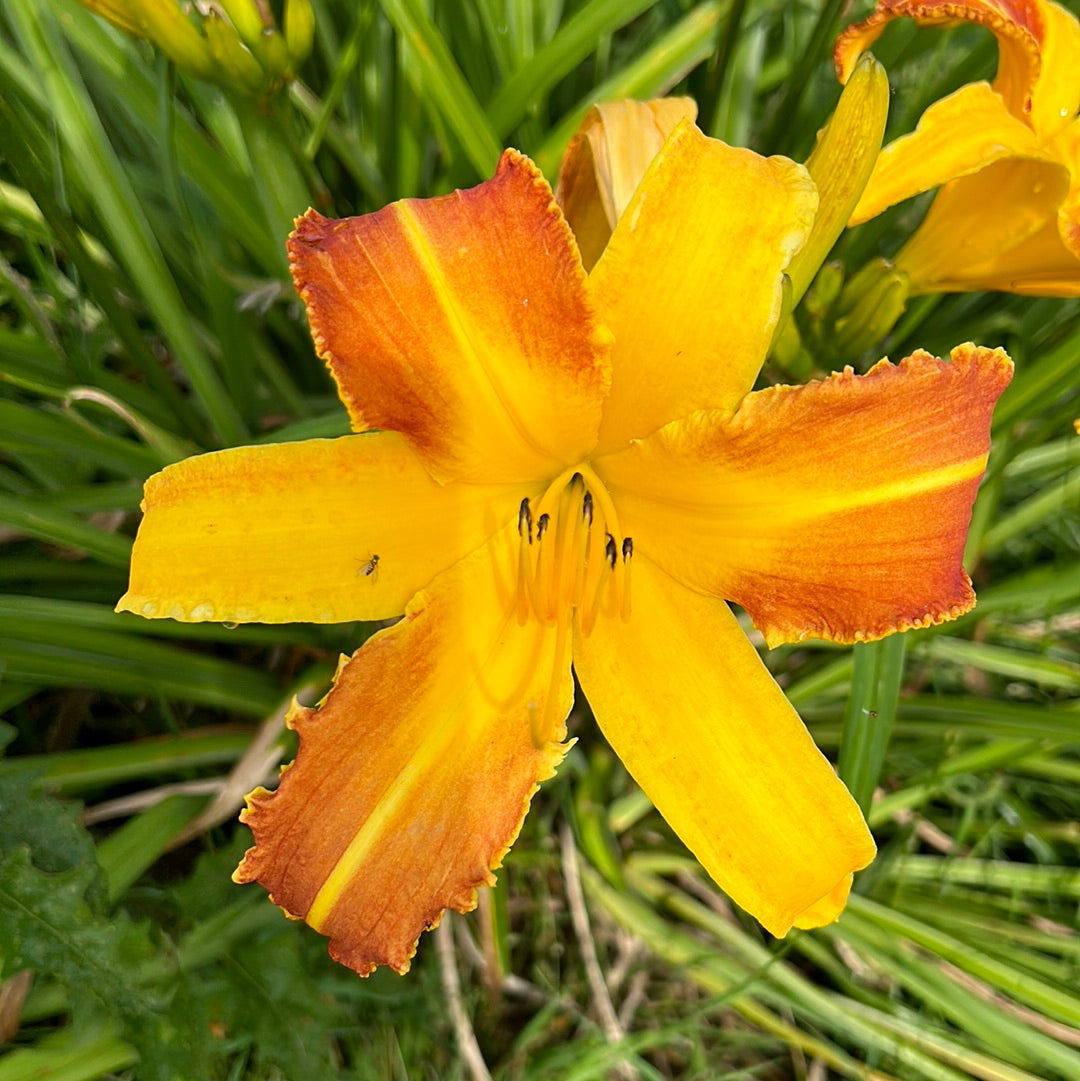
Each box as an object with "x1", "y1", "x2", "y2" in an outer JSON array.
[
  {"x1": 556, "y1": 97, "x2": 697, "y2": 271},
  {"x1": 589, "y1": 120, "x2": 816, "y2": 453},
  {"x1": 896, "y1": 157, "x2": 1071, "y2": 293},
  {"x1": 234, "y1": 522, "x2": 573, "y2": 975},
  {"x1": 925, "y1": 215, "x2": 1080, "y2": 294},
  {"x1": 793, "y1": 874, "x2": 853, "y2": 929},
  {"x1": 1028, "y1": 0, "x2": 1080, "y2": 139},
  {"x1": 849, "y1": 82, "x2": 1047, "y2": 224},
  {"x1": 289, "y1": 149, "x2": 611, "y2": 486},
  {"x1": 573, "y1": 558, "x2": 875, "y2": 937},
  {"x1": 1055, "y1": 122, "x2": 1080, "y2": 261},
  {"x1": 117, "y1": 433, "x2": 523, "y2": 624},
  {"x1": 596, "y1": 345, "x2": 1013, "y2": 648},
  {"x1": 901, "y1": 187, "x2": 1080, "y2": 294}
]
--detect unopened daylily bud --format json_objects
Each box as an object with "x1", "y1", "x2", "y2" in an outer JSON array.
[
  {"x1": 254, "y1": 26, "x2": 292, "y2": 81},
  {"x1": 80, "y1": 0, "x2": 215, "y2": 80},
  {"x1": 770, "y1": 307, "x2": 819, "y2": 381},
  {"x1": 214, "y1": 0, "x2": 267, "y2": 48},
  {"x1": 802, "y1": 262, "x2": 844, "y2": 323},
  {"x1": 203, "y1": 9, "x2": 266, "y2": 96},
  {"x1": 79, "y1": 0, "x2": 142, "y2": 36},
  {"x1": 75, "y1": 0, "x2": 312, "y2": 97},
  {"x1": 832, "y1": 257, "x2": 910, "y2": 357},
  {"x1": 284, "y1": 0, "x2": 316, "y2": 69},
  {"x1": 787, "y1": 54, "x2": 890, "y2": 307}
]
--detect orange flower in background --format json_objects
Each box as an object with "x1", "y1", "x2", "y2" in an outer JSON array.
[
  {"x1": 117, "y1": 105, "x2": 1012, "y2": 976},
  {"x1": 836, "y1": 0, "x2": 1080, "y2": 295}
]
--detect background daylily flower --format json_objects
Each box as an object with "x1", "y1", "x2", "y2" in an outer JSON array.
[
  {"x1": 835, "y1": 0, "x2": 1080, "y2": 295},
  {"x1": 118, "y1": 111, "x2": 1012, "y2": 977}
]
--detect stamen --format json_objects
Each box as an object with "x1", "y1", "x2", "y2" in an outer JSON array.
[
  {"x1": 571, "y1": 493, "x2": 592, "y2": 607},
  {"x1": 516, "y1": 514, "x2": 534, "y2": 625},
  {"x1": 550, "y1": 475, "x2": 584, "y2": 618},
  {"x1": 518, "y1": 497, "x2": 533, "y2": 542},
  {"x1": 536, "y1": 511, "x2": 555, "y2": 616},
  {"x1": 514, "y1": 464, "x2": 633, "y2": 641},
  {"x1": 601, "y1": 531, "x2": 622, "y2": 620},
  {"x1": 579, "y1": 524, "x2": 610, "y2": 638},
  {"x1": 507, "y1": 464, "x2": 638, "y2": 741},
  {"x1": 535, "y1": 607, "x2": 572, "y2": 746},
  {"x1": 621, "y1": 537, "x2": 634, "y2": 622}
]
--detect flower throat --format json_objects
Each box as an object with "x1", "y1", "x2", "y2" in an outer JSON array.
[
  {"x1": 515, "y1": 466, "x2": 633, "y2": 637},
  {"x1": 512, "y1": 465, "x2": 633, "y2": 746}
]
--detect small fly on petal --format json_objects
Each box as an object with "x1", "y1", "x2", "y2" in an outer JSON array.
[{"x1": 357, "y1": 554, "x2": 380, "y2": 580}]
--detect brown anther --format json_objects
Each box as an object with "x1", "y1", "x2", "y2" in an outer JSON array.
[
  {"x1": 514, "y1": 465, "x2": 632, "y2": 645},
  {"x1": 518, "y1": 497, "x2": 533, "y2": 542}
]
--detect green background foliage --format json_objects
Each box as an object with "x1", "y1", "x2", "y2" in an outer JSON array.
[{"x1": 1, "y1": 0, "x2": 1079, "y2": 1077}]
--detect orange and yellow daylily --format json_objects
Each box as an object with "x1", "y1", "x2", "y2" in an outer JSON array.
[
  {"x1": 836, "y1": 0, "x2": 1080, "y2": 295},
  {"x1": 117, "y1": 104, "x2": 1012, "y2": 976}
]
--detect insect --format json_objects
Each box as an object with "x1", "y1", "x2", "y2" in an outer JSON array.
[{"x1": 357, "y1": 554, "x2": 380, "y2": 580}]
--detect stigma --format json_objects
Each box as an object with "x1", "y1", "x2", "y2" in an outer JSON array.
[{"x1": 515, "y1": 466, "x2": 633, "y2": 637}]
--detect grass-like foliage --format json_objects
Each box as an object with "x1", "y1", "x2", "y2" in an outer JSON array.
[{"x1": 2, "y1": 0, "x2": 1079, "y2": 1078}]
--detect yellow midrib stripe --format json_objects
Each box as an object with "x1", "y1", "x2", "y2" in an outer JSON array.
[
  {"x1": 306, "y1": 720, "x2": 455, "y2": 930},
  {"x1": 630, "y1": 453, "x2": 989, "y2": 522},
  {"x1": 790, "y1": 453, "x2": 989, "y2": 518},
  {"x1": 394, "y1": 201, "x2": 558, "y2": 467}
]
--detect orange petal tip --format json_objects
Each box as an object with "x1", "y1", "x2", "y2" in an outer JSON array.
[{"x1": 230, "y1": 529, "x2": 577, "y2": 976}]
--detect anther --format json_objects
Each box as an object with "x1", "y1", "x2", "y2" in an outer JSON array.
[
  {"x1": 513, "y1": 464, "x2": 633, "y2": 645},
  {"x1": 518, "y1": 497, "x2": 533, "y2": 542}
]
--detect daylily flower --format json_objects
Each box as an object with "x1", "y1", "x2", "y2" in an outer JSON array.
[
  {"x1": 117, "y1": 107, "x2": 1012, "y2": 976},
  {"x1": 835, "y1": 0, "x2": 1080, "y2": 295}
]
